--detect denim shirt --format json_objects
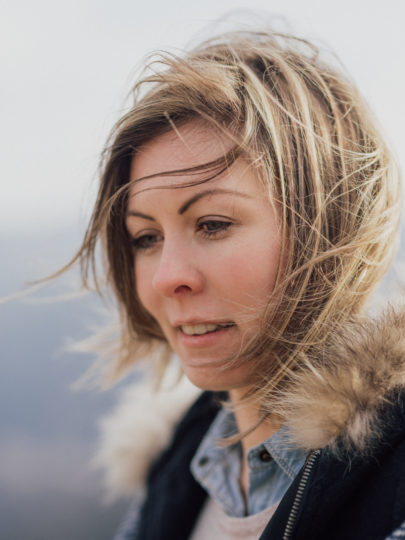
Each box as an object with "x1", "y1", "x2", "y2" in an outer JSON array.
[
  {"x1": 190, "y1": 407, "x2": 307, "y2": 517},
  {"x1": 114, "y1": 405, "x2": 307, "y2": 539}
]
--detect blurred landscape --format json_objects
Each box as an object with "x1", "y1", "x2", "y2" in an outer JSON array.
[{"x1": 1, "y1": 228, "x2": 128, "y2": 540}]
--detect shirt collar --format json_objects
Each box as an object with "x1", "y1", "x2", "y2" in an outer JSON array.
[{"x1": 190, "y1": 405, "x2": 307, "y2": 517}]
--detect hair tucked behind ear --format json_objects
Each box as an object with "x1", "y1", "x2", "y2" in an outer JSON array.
[{"x1": 65, "y1": 29, "x2": 401, "y2": 392}]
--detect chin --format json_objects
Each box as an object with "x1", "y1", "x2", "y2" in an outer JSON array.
[{"x1": 181, "y1": 361, "x2": 251, "y2": 393}]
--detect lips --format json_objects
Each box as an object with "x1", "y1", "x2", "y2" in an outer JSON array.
[
  {"x1": 175, "y1": 320, "x2": 236, "y2": 353},
  {"x1": 180, "y1": 322, "x2": 235, "y2": 336}
]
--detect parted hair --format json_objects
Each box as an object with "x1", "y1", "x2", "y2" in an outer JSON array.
[{"x1": 71, "y1": 30, "x2": 401, "y2": 400}]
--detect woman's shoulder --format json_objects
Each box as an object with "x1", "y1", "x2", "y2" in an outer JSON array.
[{"x1": 107, "y1": 385, "x2": 223, "y2": 540}]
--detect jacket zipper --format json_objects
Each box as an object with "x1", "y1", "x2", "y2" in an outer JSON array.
[{"x1": 282, "y1": 449, "x2": 321, "y2": 540}]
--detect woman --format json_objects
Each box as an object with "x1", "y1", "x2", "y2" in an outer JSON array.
[{"x1": 75, "y1": 30, "x2": 405, "y2": 539}]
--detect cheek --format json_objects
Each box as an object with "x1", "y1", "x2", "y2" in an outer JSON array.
[
  {"x1": 223, "y1": 244, "x2": 280, "y2": 299},
  {"x1": 134, "y1": 262, "x2": 155, "y2": 314}
]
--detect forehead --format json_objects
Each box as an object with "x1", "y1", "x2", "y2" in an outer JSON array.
[
  {"x1": 127, "y1": 120, "x2": 272, "y2": 210},
  {"x1": 129, "y1": 121, "x2": 234, "y2": 186}
]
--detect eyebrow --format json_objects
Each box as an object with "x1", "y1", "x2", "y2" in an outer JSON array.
[{"x1": 126, "y1": 188, "x2": 252, "y2": 220}]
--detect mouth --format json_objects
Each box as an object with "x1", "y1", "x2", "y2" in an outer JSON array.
[{"x1": 179, "y1": 322, "x2": 235, "y2": 336}]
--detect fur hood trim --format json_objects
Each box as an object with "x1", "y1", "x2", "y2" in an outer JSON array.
[
  {"x1": 95, "y1": 307, "x2": 405, "y2": 499},
  {"x1": 93, "y1": 370, "x2": 201, "y2": 501},
  {"x1": 281, "y1": 307, "x2": 405, "y2": 454}
]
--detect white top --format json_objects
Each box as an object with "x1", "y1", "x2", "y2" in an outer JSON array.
[{"x1": 190, "y1": 496, "x2": 279, "y2": 540}]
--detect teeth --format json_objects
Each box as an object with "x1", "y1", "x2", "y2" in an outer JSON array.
[{"x1": 180, "y1": 323, "x2": 233, "y2": 335}]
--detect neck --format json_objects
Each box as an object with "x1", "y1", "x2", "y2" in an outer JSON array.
[
  {"x1": 228, "y1": 388, "x2": 281, "y2": 506},
  {"x1": 228, "y1": 388, "x2": 281, "y2": 450}
]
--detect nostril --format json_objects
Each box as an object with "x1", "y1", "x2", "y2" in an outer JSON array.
[{"x1": 174, "y1": 284, "x2": 193, "y2": 294}]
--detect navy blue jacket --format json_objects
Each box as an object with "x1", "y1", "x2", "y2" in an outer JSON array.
[{"x1": 133, "y1": 391, "x2": 405, "y2": 540}]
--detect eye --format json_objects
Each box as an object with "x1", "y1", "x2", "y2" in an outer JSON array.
[
  {"x1": 130, "y1": 231, "x2": 162, "y2": 251},
  {"x1": 198, "y1": 219, "x2": 232, "y2": 238}
]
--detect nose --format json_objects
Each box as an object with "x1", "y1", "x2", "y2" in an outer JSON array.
[{"x1": 151, "y1": 238, "x2": 204, "y2": 297}]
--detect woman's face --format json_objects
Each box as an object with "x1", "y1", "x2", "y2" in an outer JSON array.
[{"x1": 126, "y1": 122, "x2": 282, "y2": 392}]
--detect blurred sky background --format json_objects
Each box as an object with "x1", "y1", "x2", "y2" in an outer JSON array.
[{"x1": 1, "y1": 1, "x2": 405, "y2": 539}]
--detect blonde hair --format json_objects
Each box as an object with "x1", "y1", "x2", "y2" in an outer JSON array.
[{"x1": 71, "y1": 30, "x2": 401, "y2": 398}]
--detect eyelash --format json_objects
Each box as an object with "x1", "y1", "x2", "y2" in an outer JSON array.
[
  {"x1": 197, "y1": 219, "x2": 232, "y2": 238},
  {"x1": 130, "y1": 233, "x2": 162, "y2": 251},
  {"x1": 131, "y1": 219, "x2": 232, "y2": 252}
]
